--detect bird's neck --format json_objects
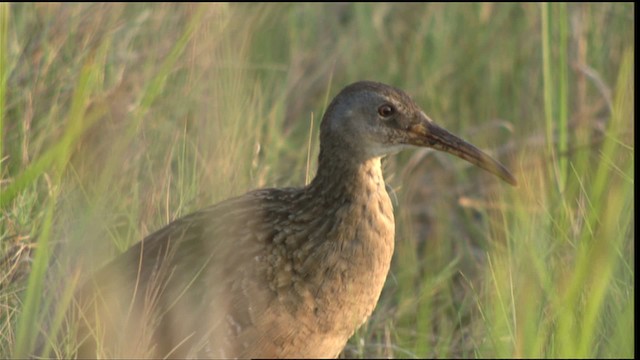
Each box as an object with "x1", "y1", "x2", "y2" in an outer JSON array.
[{"x1": 308, "y1": 149, "x2": 387, "y2": 202}]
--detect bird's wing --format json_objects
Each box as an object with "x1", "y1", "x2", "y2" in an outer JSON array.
[{"x1": 76, "y1": 189, "x2": 284, "y2": 357}]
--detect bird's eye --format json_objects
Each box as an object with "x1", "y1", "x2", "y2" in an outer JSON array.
[{"x1": 378, "y1": 104, "x2": 395, "y2": 117}]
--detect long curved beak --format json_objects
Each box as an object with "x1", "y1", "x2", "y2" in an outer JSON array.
[{"x1": 408, "y1": 113, "x2": 517, "y2": 186}]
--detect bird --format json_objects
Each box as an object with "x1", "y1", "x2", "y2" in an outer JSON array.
[{"x1": 70, "y1": 80, "x2": 517, "y2": 359}]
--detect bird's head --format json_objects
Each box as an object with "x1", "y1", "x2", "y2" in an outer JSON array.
[{"x1": 320, "y1": 81, "x2": 517, "y2": 186}]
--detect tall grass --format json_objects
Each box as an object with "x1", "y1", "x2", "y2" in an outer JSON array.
[{"x1": 1, "y1": 3, "x2": 634, "y2": 358}]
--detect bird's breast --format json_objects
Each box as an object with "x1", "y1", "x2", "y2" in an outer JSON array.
[
  {"x1": 325, "y1": 176, "x2": 395, "y2": 328},
  {"x1": 294, "y1": 173, "x2": 395, "y2": 340}
]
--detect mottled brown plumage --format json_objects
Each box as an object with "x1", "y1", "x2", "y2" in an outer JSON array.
[{"x1": 74, "y1": 81, "x2": 516, "y2": 358}]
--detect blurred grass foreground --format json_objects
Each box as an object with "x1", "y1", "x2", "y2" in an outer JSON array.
[{"x1": 0, "y1": 3, "x2": 634, "y2": 358}]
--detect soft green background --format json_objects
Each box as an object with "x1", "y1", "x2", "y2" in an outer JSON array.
[{"x1": 1, "y1": 3, "x2": 634, "y2": 358}]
